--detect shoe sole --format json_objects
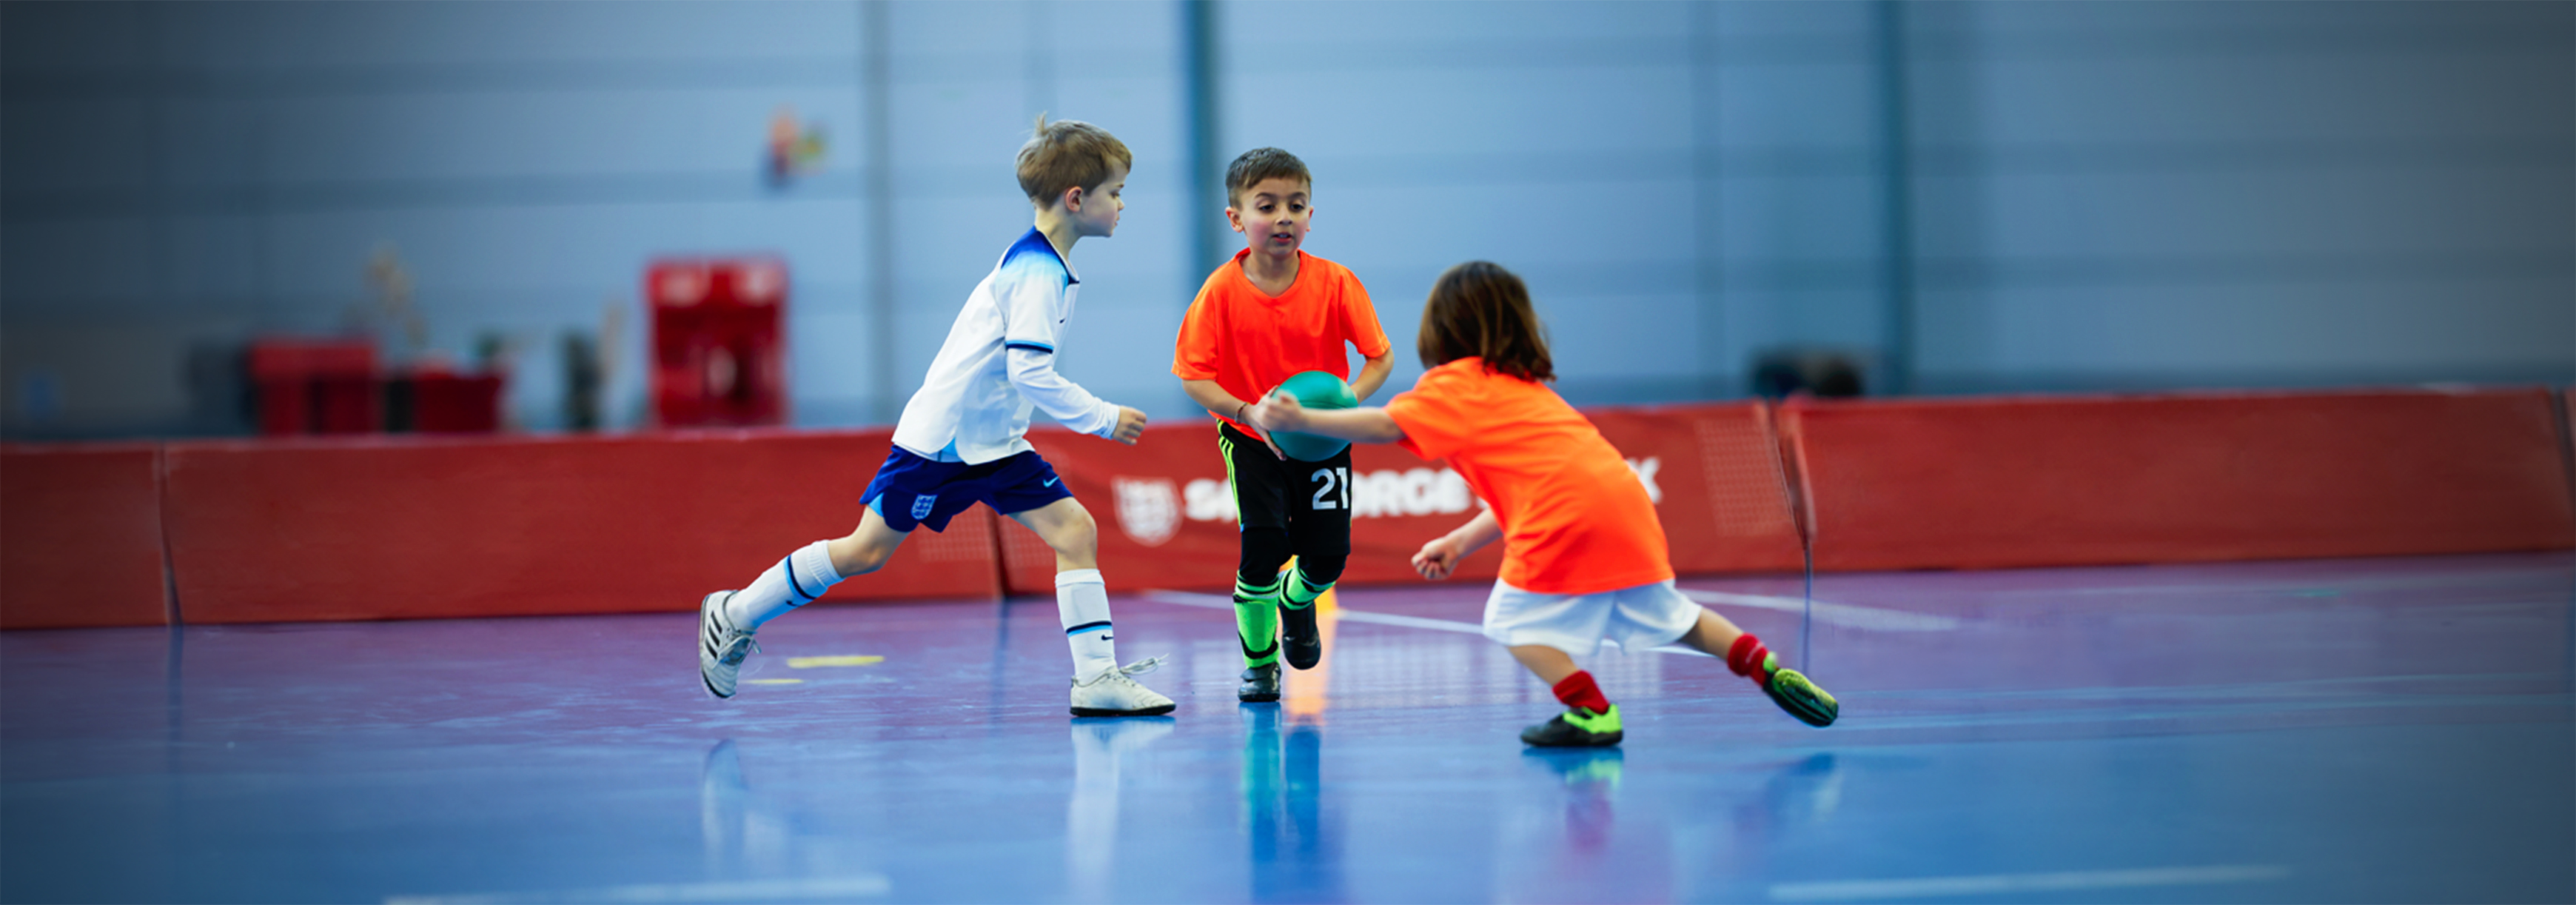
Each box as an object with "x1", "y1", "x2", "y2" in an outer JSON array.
[
  {"x1": 1070, "y1": 704, "x2": 1177, "y2": 717},
  {"x1": 1522, "y1": 731, "x2": 1623, "y2": 747},
  {"x1": 1237, "y1": 692, "x2": 1281, "y2": 704}
]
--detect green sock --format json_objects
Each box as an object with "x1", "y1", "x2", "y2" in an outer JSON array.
[
  {"x1": 1281, "y1": 564, "x2": 1332, "y2": 612},
  {"x1": 1235, "y1": 575, "x2": 1281, "y2": 667}
]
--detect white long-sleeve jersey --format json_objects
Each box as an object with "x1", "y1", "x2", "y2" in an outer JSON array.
[{"x1": 891, "y1": 227, "x2": 1121, "y2": 464}]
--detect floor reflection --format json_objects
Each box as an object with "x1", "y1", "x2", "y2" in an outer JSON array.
[
  {"x1": 1748, "y1": 752, "x2": 1842, "y2": 831},
  {"x1": 697, "y1": 738, "x2": 892, "y2": 894},
  {"x1": 1243, "y1": 706, "x2": 1344, "y2": 904},
  {"x1": 1067, "y1": 716, "x2": 1174, "y2": 902},
  {"x1": 5, "y1": 555, "x2": 2563, "y2": 903},
  {"x1": 1524, "y1": 747, "x2": 1624, "y2": 855},
  {"x1": 699, "y1": 739, "x2": 788, "y2": 878}
]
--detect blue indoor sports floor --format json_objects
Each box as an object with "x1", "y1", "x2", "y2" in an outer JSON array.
[{"x1": 5, "y1": 552, "x2": 2572, "y2": 904}]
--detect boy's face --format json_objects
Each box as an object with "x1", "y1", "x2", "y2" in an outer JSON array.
[
  {"x1": 1226, "y1": 176, "x2": 1311, "y2": 258},
  {"x1": 1067, "y1": 164, "x2": 1127, "y2": 238}
]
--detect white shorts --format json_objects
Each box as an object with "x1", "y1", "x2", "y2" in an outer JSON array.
[{"x1": 1481, "y1": 578, "x2": 1702, "y2": 657}]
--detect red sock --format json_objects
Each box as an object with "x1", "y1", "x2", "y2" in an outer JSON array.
[
  {"x1": 1727, "y1": 634, "x2": 1776, "y2": 684},
  {"x1": 1552, "y1": 670, "x2": 1612, "y2": 714}
]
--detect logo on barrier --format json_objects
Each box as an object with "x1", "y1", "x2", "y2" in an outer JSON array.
[{"x1": 1113, "y1": 477, "x2": 1180, "y2": 547}]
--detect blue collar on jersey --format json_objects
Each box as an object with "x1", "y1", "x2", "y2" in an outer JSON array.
[{"x1": 1010, "y1": 227, "x2": 1079, "y2": 284}]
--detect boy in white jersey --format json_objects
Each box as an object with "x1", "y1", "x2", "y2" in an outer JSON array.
[{"x1": 698, "y1": 116, "x2": 1173, "y2": 718}]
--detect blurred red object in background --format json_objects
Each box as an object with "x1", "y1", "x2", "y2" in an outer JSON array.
[
  {"x1": 250, "y1": 338, "x2": 505, "y2": 435},
  {"x1": 648, "y1": 258, "x2": 788, "y2": 428},
  {"x1": 250, "y1": 338, "x2": 378, "y2": 435},
  {"x1": 405, "y1": 364, "x2": 506, "y2": 434}
]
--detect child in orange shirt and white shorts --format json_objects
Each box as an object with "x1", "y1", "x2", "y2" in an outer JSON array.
[{"x1": 1248, "y1": 261, "x2": 1838, "y2": 746}]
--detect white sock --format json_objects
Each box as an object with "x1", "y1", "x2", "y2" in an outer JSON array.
[
  {"x1": 727, "y1": 541, "x2": 843, "y2": 630},
  {"x1": 1057, "y1": 569, "x2": 1116, "y2": 679}
]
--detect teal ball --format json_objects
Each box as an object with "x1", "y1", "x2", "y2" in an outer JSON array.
[{"x1": 1267, "y1": 370, "x2": 1358, "y2": 461}]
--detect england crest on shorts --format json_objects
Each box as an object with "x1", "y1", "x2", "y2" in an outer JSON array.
[
  {"x1": 1112, "y1": 477, "x2": 1179, "y2": 547},
  {"x1": 910, "y1": 494, "x2": 938, "y2": 520}
]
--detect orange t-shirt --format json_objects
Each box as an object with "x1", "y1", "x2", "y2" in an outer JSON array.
[
  {"x1": 1172, "y1": 249, "x2": 1392, "y2": 432},
  {"x1": 1383, "y1": 358, "x2": 1674, "y2": 595}
]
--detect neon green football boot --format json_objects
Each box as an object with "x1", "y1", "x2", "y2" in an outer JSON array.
[
  {"x1": 1521, "y1": 704, "x2": 1623, "y2": 747},
  {"x1": 1765, "y1": 667, "x2": 1839, "y2": 727}
]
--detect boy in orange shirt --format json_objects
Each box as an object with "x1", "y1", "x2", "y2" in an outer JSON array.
[
  {"x1": 1248, "y1": 261, "x2": 1837, "y2": 746},
  {"x1": 1173, "y1": 148, "x2": 1394, "y2": 702}
]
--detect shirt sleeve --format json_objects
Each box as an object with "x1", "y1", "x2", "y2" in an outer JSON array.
[
  {"x1": 1383, "y1": 370, "x2": 1474, "y2": 462},
  {"x1": 1000, "y1": 264, "x2": 1065, "y2": 355},
  {"x1": 1008, "y1": 346, "x2": 1119, "y2": 436},
  {"x1": 1170, "y1": 284, "x2": 1222, "y2": 381},
  {"x1": 999, "y1": 262, "x2": 1119, "y2": 436},
  {"x1": 1338, "y1": 268, "x2": 1393, "y2": 359}
]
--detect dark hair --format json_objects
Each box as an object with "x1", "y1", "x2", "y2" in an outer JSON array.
[
  {"x1": 1417, "y1": 261, "x2": 1553, "y2": 383},
  {"x1": 1224, "y1": 147, "x2": 1310, "y2": 207},
  {"x1": 1017, "y1": 115, "x2": 1132, "y2": 204}
]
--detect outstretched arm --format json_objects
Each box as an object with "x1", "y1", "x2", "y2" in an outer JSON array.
[
  {"x1": 1007, "y1": 346, "x2": 1142, "y2": 443},
  {"x1": 1247, "y1": 393, "x2": 1405, "y2": 444}
]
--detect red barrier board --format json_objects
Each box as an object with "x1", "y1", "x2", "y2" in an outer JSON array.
[
  {"x1": 1781, "y1": 389, "x2": 2576, "y2": 572},
  {"x1": 1006, "y1": 424, "x2": 1258, "y2": 595},
  {"x1": 2562, "y1": 387, "x2": 2574, "y2": 468},
  {"x1": 162, "y1": 431, "x2": 998, "y2": 624},
  {"x1": 2562, "y1": 388, "x2": 2576, "y2": 516},
  {"x1": 1593, "y1": 404, "x2": 1808, "y2": 576},
  {"x1": 0, "y1": 446, "x2": 170, "y2": 629},
  {"x1": 1010, "y1": 402, "x2": 1804, "y2": 595}
]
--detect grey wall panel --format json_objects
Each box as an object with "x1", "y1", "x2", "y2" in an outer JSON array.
[
  {"x1": 4, "y1": 0, "x2": 2566, "y2": 437},
  {"x1": 1, "y1": 217, "x2": 159, "y2": 304},
  {"x1": 1913, "y1": 166, "x2": 2574, "y2": 263},
  {"x1": 151, "y1": 2, "x2": 863, "y2": 69},
  {"x1": 1917, "y1": 277, "x2": 2575, "y2": 388}
]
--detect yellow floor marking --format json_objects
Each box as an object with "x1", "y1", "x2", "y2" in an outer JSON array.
[
  {"x1": 745, "y1": 678, "x2": 805, "y2": 685},
  {"x1": 785, "y1": 655, "x2": 886, "y2": 669}
]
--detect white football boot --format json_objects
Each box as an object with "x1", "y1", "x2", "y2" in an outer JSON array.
[
  {"x1": 1069, "y1": 655, "x2": 1176, "y2": 717},
  {"x1": 698, "y1": 591, "x2": 760, "y2": 698}
]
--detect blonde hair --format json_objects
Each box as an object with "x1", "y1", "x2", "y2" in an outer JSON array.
[{"x1": 1016, "y1": 115, "x2": 1132, "y2": 206}]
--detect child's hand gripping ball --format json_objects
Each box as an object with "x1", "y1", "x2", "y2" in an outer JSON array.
[{"x1": 1263, "y1": 370, "x2": 1359, "y2": 461}]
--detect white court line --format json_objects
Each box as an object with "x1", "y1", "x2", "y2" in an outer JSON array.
[
  {"x1": 1768, "y1": 864, "x2": 2290, "y2": 901},
  {"x1": 1144, "y1": 590, "x2": 1482, "y2": 636},
  {"x1": 1150, "y1": 587, "x2": 1949, "y2": 636},
  {"x1": 1143, "y1": 587, "x2": 1950, "y2": 649},
  {"x1": 387, "y1": 875, "x2": 890, "y2": 904},
  {"x1": 1143, "y1": 590, "x2": 1708, "y2": 655},
  {"x1": 1678, "y1": 589, "x2": 1961, "y2": 632}
]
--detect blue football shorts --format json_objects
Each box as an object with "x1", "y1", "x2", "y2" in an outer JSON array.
[{"x1": 861, "y1": 447, "x2": 1073, "y2": 532}]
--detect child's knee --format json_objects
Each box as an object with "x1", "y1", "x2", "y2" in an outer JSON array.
[
  {"x1": 1039, "y1": 510, "x2": 1100, "y2": 561},
  {"x1": 1237, "y1": 527, "x2": 1293, "y2": 583},
  {"x1": 835, "y1": 540, "x2": 896, "y2": 576},
  {"x1": 1291, "y1": 532, "x2": 1349, "y2": 584}
]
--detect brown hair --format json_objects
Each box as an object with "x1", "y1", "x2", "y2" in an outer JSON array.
[
  {"x1": 1224, "y1": 147, "x2": 1311, "y2": 207},
  {"x1": 1417, "y1": 261, "x2": 1553, "y2": 382},
  {"x1": 1016, "y1": 115, "x2": 1132, "y2": 205}
]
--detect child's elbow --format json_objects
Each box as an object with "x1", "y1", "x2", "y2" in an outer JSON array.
[{"x1": 1367, "y1": 414, "x2": 1408, "y2": 444}]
